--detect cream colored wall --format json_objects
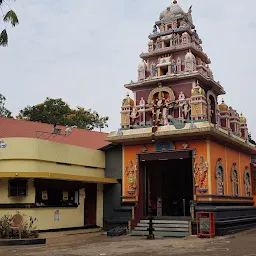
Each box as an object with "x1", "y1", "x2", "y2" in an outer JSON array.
[
  {"x1": 0, "y1": 138, "x2": 106, "y2": 179},
  {"x1": 0, "y1": 179, "x2": 35, "y2": 204},
  {"x1": 0, "y1": 160, "x2": 105, "y2": 178},
  {"x1": 0, "y1": 189, "x2": 85, "y2": 230},
  {"x1": 0, "y1": 137, "x2": 105, "y2": 168},
  {"x1": 0, "y1": 182, "x2": 104, "y2": 230}
]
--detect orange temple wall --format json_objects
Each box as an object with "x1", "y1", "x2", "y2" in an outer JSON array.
[{"x1": 123, "y1": 140, "x2": 252, "y2": 202}]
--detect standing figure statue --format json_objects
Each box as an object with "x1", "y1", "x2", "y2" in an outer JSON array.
[
  {"x1": 156, "y1": 38, "x2": 162, "y2": 49},
  {"x1": 130, "y1": 107, "x2": 139, "y2": 127},
  {"x1": 162, "y1": 98, "x2": 170, "y2": 126},
  {"x1": 126, "y1": 160, "x2": 137, "y2": 194},
  {"x1": 194, "y1": 156, "x2": 208, "y2": 191},
  {"x1": 153, "y1": 25, "x2": 158, "y2": 34},
  {"x1": 216, "y1": 169, "x2": 224, "y2": 195},
  {"x1": 152, "y1": 93, "x2": 165, "y2": 133},
  {"x1": 171, "y1": 59, "x2": 176, "y2": 73},
  {"x1": 182, "y1": 101, "x2": 191, "y2": 120},
  {"x1": 151, "y1": 63, "x2": 158, "y2": 77},
  {"x1": 245, "y1": 172, "x2": 251, "y2": 197},
  {"x1": 170, "y1": 33, "x2": 177, "y2": 46}
]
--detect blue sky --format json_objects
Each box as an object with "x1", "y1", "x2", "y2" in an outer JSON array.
[{"x1": 1, "y1": 0, "x2": 256, "y2": 136}]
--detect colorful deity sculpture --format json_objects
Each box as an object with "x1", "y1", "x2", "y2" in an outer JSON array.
[
  {"x1": 130, "y1": 107, "x2": 139, "y2": 127},
  {"x1": 216, "y1": 159, "x2": 224, "y2": 195},
  {"x1": 126, "y1": 160, "x2": 137, "y2": 194},
  {"x1": 194, "y1": 156, "x2": 208, "y2": 192}
]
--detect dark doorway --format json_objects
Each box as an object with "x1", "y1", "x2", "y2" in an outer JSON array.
[
  {"x1": 84, "y1": 183, "x2": 97, "y2": 226},
  {"x1": 141, "y1": 152, "x2": 193, "y2": 217}
]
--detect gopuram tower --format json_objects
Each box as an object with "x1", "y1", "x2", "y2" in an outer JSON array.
[{"x1": 106, "y1": 1, "x2": 256, "y2": 236}]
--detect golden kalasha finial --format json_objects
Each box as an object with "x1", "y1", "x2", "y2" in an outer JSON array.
[{"x1": 173, "y1": 0, "x2": 178, "y2": 4}]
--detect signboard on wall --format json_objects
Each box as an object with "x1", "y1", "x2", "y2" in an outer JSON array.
[
  {"x1": 54, "y1": 210, "x2": 60, "y2": 222},
  {"x1": 63, "y1": 191, "x2": 69, "y2": 201},
  {"x1": 199, "y1": 216, "x2": 210, "y2": 233},
  {"x1": 42, "y1": 191, "x2": 48, "y2": 200}
]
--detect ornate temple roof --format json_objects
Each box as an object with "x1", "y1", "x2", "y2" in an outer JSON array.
[
  {"x1": 219, "y1": 99, "x2": 228, "y2": 112},
  {"x1": 122, "y1": 93, "x2": 134, "y2": 106},
  {"x1": 157, "y1": 0, "x2": 194, "y2": 27},
  {"x1": 159, "y1": 1, "x2": 185, "y2": 21},
  {"x1": 240, "y1": 113, "x2": 247, "y2": 124}
]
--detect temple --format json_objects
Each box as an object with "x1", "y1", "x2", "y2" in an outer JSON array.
[{"x1": 105, "y1": 1, "x2": 256, "y2": 236}]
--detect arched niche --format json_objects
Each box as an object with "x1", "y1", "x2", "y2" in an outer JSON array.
[
  {"x1": 231, "y1": 163, "x2": 239, "y2": 197},
  {"x1": 148, "y1": 86, "x2": 175, "y2": 104},
  {"x1": 207, "y1": 90, "x2": 217, "y2": 124},
  {"x1": 244, "y1": 167, "x2": 251, "y2": 197},
  {"x1": 215, "y1": 158, "x2": 224, "y2": 195}
]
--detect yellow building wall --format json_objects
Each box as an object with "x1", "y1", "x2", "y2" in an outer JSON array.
[
  {"x1": 0, "y1": 138, "x2": 105, "y2": 168},
  {"x1": 0, "y1": 186, "x2": 104, "y2": 230},
  {"x1": 0, "y1": 138, "x2": 117, "y2": 183},
  {"x1": 0, "y1": 160, "x2": 105, "y2": 179},
  {"x1": 0, "y1": 138, "x2": 115, "y2": 230},
  {"x1": 0, "y1": 179, "x2": 35, "y2": 204}
]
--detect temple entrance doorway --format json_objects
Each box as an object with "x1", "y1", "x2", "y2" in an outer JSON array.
[{"x1": 140, "y1": 150, "x2": 194, "y2": 218}]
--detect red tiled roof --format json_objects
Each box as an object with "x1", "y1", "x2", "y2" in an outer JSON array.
[{"x1": 0, "y1": 117, "x2": 110, "y2": 150}]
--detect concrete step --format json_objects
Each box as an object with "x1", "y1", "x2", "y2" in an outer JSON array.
[
  {"x1": 134, "y1": 227, "x2": 189, "y2": 232},
  {"x1": 140, "y1": 220, "x2": 189, "y2": 225},
  {"x1": 137, "y1": 223, "x2": 189, "y2": 228},
  {"x1": 131, "y1": 230, "x2": 189, "y2": 238}
]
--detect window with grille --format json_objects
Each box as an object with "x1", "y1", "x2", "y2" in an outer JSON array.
[{"x1": 8, "y1": 179, "x2": 28, "y2": 197}]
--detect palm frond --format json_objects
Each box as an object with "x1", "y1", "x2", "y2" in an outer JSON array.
[
  {"x1": 0, "y1": 0, "x2": 3, "y2": 6},
  {"x1": 0, "y1": 29, "x2": 8, "y2": 47},
  {"x1": 3, "y1": 10, "x2": 19, "y2": 27}
]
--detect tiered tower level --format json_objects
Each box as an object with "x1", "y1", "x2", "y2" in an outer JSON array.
[
  {"x1": 116, "y1": 1, "x2": 249, "y2": 138},
  {"x1": 107, "y1": 1, "x2": 256, "y2": 203}
]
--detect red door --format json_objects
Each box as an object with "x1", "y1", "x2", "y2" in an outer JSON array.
[{"x1": 84, "y1": 183, "x2": 97, "y2": 226}]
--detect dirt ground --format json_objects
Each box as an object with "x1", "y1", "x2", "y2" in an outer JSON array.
[{"x1": 1, "y1": 228, "x2": 256, "y2": 256}]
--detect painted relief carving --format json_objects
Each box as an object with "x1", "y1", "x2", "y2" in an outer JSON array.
[
  {"x1": 154, "y1": 141, "x2": 175, "y2": 151},
  {"x1": 142, "y1": 145, "x2": 148, "y2": 153},
  {"x1": 231, "y1": 163, "x2": 239, "y2": 197},
  {"x1": 181, "y1": 101, "x2": 191, "y2": 120},
  {"x1": 125, "y1": 160, "x2": 137, "y2": 195},
  {"x1": 244, "y1": 167, "x2": 251, "y2": 197},
  {"x1": 130, "y1": 107, "x2": 139, "y2": 127},
  {"x1": 151, "y1": 63, "x2": 158, "y2": 77},
  {"x1": 194, "y1": 156, "x2": 208, "y2": 193},
  {"x1": 216, "y1": 158, "x2": 224, "y2": 195},
  {"x1": 149, "y1": 86, "x2": 176, "y2": 133},
  {"x1": 182, "y1": 143, "x2": 189, "y2": 149}
]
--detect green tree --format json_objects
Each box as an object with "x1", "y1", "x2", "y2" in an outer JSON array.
[
  {"x1": 17, "y1": 97, "x2": 109, "y2": 131},
  {"x1": 0, "y1": 93, "x2": 12, "y2": 117},
  {"x1": 0, "y1": 0, "x2": 19, "y2": 46}
]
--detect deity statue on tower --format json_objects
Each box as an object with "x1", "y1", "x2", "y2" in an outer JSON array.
[{"x1": 130, "y1": 107, "x2": 139, "y2": 127}]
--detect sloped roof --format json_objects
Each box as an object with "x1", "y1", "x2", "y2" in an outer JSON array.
[{"x1": 0, "y1": 117, "x2": 110, "y2": 150}]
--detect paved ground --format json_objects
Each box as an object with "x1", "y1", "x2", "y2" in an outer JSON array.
[{"x1": 1, "y1": 228, "x2": 256, "y2": 256}]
